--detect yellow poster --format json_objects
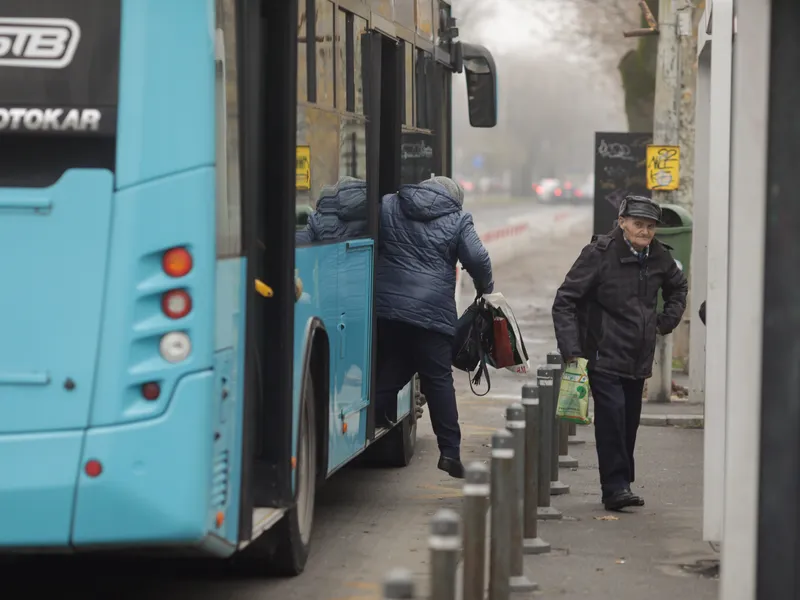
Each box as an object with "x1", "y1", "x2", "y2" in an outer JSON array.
[
  {"x1": 296, "y1": 146, "x2": 311, "y2": 191},
  {"x1": 646, "y1": 145, "x2": 680, "y2": 191}
]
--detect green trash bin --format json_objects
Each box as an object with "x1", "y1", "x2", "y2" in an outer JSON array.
[{"x1": 655, "y1": 204, "x2": 693, "y2": 312}]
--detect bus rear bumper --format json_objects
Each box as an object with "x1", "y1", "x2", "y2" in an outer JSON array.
[
  {"x1": 71, "y1": 370, "x2": 215, "y2": 548},
  {"x1": 0, "y1": 430, "x2": 84, "y2": 548}
]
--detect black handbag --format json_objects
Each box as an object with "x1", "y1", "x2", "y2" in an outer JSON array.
[{"x1": 452, "y1": 296, "x2": 494, "y2": 396}]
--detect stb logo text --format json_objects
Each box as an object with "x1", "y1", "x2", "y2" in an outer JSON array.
[{"x1": 0, "y1": 17, "x2": 81, "y2": 69}]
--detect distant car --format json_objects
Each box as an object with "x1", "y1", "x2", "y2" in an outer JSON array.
[
  {"x1": 533, "y1": 178, "x2": 563, "y2": 203},
  {"x1": 457, "y1": 178, "x2": 476, "y2": 193},
  {"x1": 558, "y1": 175, "x2": 589, "y2": 202},
  {"x1": 571, "y1": 179, "x2": 594, "y2": 204}
]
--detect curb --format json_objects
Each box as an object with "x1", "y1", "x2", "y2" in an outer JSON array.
[
  {"x1": 470, "y1": 396, "x2": 705, "y2": 430},
  {"x1": 586, "y1": 412, "x2": 704, "y2": 429},
  {"x1": 640, "y1": 414, "x2": 705, "y2": 429}
]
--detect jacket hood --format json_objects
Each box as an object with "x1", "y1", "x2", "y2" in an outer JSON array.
[
  {"x1": 396, "y1": 181, "x2": 462, "y2": 222},
  {"x1": 315, "y1": 180, "x2": 368, "y2": 222}
]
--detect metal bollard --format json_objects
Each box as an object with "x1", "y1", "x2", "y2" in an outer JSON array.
[
  {"x1": 462, "y1": 462, "x2": 490, "y2": 600},
  {"x1": 384, "y1": 568, "x2": 415, "y2": 599},
  {"x1": 505, "y1": 404, "x2": 538, "y2": 592},
  {"x1": 547, "y1": 352, "x2": 570, "y2": 495},
  {"x1": 559, "y1": 419, "x2": 579, "y2": 468},
  {"x1": 429, "y1": 509, "x2": 460, "y2": 600},
  {"x1": 536, "y1": 366, "x2": 562, "y2": 520},
  {"x1": 521, "y1": 383, "x2": 551, "y2": 554},
  {"x1": 489, "y1": 429, "x2": 514, "y2": 600},
  {"x1": 568, "y1": 420, "x2": 585, "y2": 445}
]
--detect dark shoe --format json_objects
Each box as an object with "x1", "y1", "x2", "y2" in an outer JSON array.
[
  {"x1": 627, "y1": 488, "x2": 645, "y2": 507},
  {"x1": 375, "y1": 410, "x2": 397, "y2": 429},
  {"x1": 438, "y1": 456, "x2": 465, "y2": 479},
  {"x1": 603, "y1": 489, "x2": 640, "y2": 511}
]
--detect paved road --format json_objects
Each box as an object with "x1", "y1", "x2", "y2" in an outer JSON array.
[{"x1": 465, "y1": 195, "x2": 589, "y2": 232}]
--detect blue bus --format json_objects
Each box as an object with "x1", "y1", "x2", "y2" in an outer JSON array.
[{"x1": 0, "y1": 0, "x2": 496, "y2": 576}]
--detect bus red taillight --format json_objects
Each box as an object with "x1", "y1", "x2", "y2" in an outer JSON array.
[
  {"x1": 162, "y1": 289, "x2": 192, "y2": 319},
  {"x1": 141, "y1": 382, "x2": 161, "y2": 401},
  {"x1": 85, "y1": 460, "x2": 103, "y2": 478},
  {"x1": 162, "y1": 247, "x2": 193, "y2": 277}
]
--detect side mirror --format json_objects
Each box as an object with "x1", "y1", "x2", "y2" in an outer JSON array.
[{"x1": 458, "y1": 43, "x2": 497, "y2": 128}]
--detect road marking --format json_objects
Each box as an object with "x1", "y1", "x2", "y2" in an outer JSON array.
[
  {"x1": 463, "y1": 424, "x2": 499, "y2": 434},
  {"x1": 328, "y1": 581, "x2": 381, "y2": 599},
  {"x1": 414, "y1": 492, "x2": 464, "y2": 500},
  {"x1": 344, "y1": 581, "x2": 380, "y2": 590},
  {"x1": 413, "y1": 483, "x2": 464, "y2": 499}
]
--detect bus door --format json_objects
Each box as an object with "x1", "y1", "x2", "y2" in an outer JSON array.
[{"x1": 361, "y1": 29, "x2": 409, "y2": 443}]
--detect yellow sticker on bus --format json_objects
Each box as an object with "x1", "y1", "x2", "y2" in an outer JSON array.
[{"x1": 296, "y1": 146, "x2": 311, "y2": 191}]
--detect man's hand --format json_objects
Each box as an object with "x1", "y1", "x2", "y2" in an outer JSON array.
[{"x1": 564, "y1": 356, "x2": 579, "y2": 365}]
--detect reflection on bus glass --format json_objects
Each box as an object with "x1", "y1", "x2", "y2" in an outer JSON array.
[{"x1": 401, "y1": 133, "x2": 435, "y2": 185}]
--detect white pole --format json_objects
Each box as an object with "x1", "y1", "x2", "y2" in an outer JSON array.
[
  {"x1": 688, "y1": 32, "x2": 711, "y2": 408},
  {"x1": 719, "y1": 0, "x2": 769, "y2": 597},
  {"x1": 703, "y1": 0, "x2": 734, "y2": 545},
  {"x1": 648, "y1": 0, "x2": 681, "y2": 403}
]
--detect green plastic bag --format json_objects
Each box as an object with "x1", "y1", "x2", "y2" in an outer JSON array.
[{"x1": 556, "y1": 358, "x2": 592, "y2": 424}]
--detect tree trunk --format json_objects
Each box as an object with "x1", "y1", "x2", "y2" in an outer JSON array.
[{"x1": 618, "y1": 0, "x2": 658, "y2": 132}]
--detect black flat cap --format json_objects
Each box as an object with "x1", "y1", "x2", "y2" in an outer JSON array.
[{"x1": 619, "y1": 195, "x2": 662, "y2": 223}]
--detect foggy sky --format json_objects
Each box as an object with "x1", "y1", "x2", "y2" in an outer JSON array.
[{"x1": 451, "y1": 0, "x2": 635, "y2": 185}]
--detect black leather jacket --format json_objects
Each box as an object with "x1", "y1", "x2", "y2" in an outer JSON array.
[{"x1": 552, "y1": 227, "x2": 688, "y2": 379}]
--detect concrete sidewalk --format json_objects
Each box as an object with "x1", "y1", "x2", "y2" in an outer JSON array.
[
  {"x1": 451, "y1": 392, "x2": 718, "y2": 600},
  {"x1": 542, "y1": 428, "x2": 718, "y2": 597}
]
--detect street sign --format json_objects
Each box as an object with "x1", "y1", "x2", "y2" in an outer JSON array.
[{"x1": 646, "y1": 144, "x2": 680, "y2": 191}]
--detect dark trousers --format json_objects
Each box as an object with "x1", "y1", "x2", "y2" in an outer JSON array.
[
  {"x1": 588, "y1": 370, "x2": 644, "y2": 497},
  {"x1": 376, "y1": 318, "x2": 461, "y2": 459}
]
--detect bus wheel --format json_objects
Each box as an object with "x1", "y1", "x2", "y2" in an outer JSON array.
[
  {"x1": 369, "y1": 406, "x2": 417, "y2": 468},
  {"x1": 384, "y1": 411, "x2": 417, "y2": 467},
  {"x1": 271, "y1": 375, "x2": 317, "y2": 575},
  {"x1": 238, "y1": 373, "x2": 317, "y2": 577}
]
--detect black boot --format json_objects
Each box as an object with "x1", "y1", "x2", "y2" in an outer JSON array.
[
  {"x1": 603, "y1": 489, "x2": 640, "y2": 511},
  {"x1": 437, "y1": 456, "x2": 465, "y2": 479},
  {"x1": 626, "y1": 488, "x2": 645, "y2": 507},
  {"x1": 374, "y1": 406, "x2": 397, "y2": 429}
]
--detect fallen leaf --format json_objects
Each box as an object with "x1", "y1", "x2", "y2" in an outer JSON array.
[
  {"x1": 616, "y1": 559, "x2": 626, "y2": 564},
  {"x1": 594, "y1": 515, "x2": 619, "y2": 521}
]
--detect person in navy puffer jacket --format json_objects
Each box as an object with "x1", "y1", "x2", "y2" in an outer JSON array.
[
  {"x1": 295, "y1": 176, "x2": 367, "y2": 244},
  {"x1": 375, "y1": 176, "x2": 494, "y2": 479}
]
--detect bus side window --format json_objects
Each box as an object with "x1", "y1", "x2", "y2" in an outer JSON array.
[
  {"x1": 315, "y1": 0, "x2": 335, "y2": 108},
  {"x1": 415, "y1": 49, "x2": 434, "y2": 131},
  {"x1": 403, "y1": 41, "x2": 414, "y2": 127},
  {"x1": 214, "y1": 0, "x2": 242, "y2": 258},
  {"x1": 335, "y1": 8, "x2": 347, "y2": 110},
  {"x1": 298, "y1": 0, "x2": 310, "y2": 103},
  {"x1": 352, "y1": 15, "x2": 368, "y2": 115}
]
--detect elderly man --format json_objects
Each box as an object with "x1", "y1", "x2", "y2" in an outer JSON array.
[
  {"x1": 375, "y1": 176, "x2": 494, "y2": 479},
  {"x1": 552, "y1": 195, "x2": 688, "y2": 510}
]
